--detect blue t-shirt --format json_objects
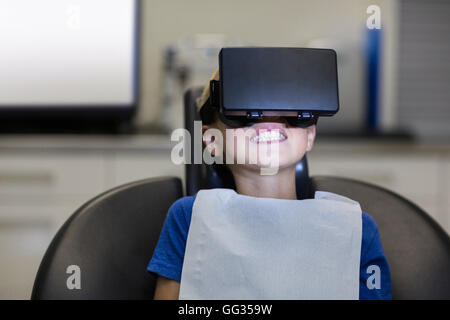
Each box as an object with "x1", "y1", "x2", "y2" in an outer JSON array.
[{"x1": 148, "y1": 193, "x2": 392, "y2": 300}]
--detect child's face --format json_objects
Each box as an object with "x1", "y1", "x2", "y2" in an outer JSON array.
[{"x1": 202, "y1": 116, "x2": 316, "y2": 173}]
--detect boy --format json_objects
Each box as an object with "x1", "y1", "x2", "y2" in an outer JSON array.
[{"x1": 148, "y1": 68, "x2": 392, "y2": 300}]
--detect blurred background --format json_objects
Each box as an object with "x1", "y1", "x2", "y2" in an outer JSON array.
[{"x1": 0, "y1": 0, "x2": 449, "y2": 299}]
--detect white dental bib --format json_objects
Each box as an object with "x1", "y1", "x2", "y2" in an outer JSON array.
[{"x1": 179, "y1": 188, "x2": 362, "y2": 300}]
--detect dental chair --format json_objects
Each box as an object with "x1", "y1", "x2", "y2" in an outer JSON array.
[{"x1": 31, "y1": 88, "x2": 450, "y2": 300}]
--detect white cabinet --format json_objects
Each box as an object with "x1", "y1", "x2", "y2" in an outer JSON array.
[
  {"x1": 0, "y1": 220, "x2": 52, "y2": 299},
  {"x1": 0, "y1": 153, "x2": 106, "y2": 197},
  {"x1": 308, "y1": 154, "x2": 440, "y2": 198},
  {"x1": 0, "y1": 205, "x2": 75, "y2": 299},
  {"x1": 308, "y1": 149, "x2": 448, "y2": 235}
]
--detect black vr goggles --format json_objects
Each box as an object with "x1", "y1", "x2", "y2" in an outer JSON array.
[{"x1": 200, "y1": 47, "x2": 339, "y2": 128}]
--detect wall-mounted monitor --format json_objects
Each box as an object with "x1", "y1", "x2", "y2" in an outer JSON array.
[{"x1": 0, "y1": 0, "x2": 139, "y2": 132}]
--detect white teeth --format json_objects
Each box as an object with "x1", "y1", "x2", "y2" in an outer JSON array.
[{"x1": 250, "y1": 131, "x2": 287, "y2": 143}]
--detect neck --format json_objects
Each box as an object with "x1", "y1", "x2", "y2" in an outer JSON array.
[{"x1": 229, "y1": 165, "x2": 298, "y2": 200}]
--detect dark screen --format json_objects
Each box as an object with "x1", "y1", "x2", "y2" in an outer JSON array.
[{"x1": 219, "y1": 47, "x2": 339, "y2": 114}]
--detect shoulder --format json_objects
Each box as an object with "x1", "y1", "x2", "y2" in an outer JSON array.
[
  {"x1": 359, "y1": 211, "x2": 392, "y2": 299},
  {"x1": 166, "y1": 194, "x2": 196, "y2": 227},
  {"x1": 361, "y1": 211, "x2": 379, "y2": 246},
  {"x1": 362, "y1": 211, "x2": 379, "y2": 236},
  {"x1": 361, "y1": 211, "x2": 384, "y2": 260},
  {"x1": 170, "y1": 194, "x2": 196, "y2": 213}
]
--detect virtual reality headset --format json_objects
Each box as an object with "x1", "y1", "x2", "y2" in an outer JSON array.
[{"x1": 200, "y1": 47, "x2": 339, "y2": 128}]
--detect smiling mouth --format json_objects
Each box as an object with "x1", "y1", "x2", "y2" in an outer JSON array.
[{"x1": 250, "y1": 130, "x2": 287, "y2": 143}]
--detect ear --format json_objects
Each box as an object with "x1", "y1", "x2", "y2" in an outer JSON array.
[
  {"x1": 305, "y1": 125, "x2": 316, "y2": 152},
  {"x1": 202, "y1": 124, "x2": 216, "y2": 156}
]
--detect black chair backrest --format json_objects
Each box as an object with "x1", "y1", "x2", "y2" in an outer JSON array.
[
  {"x1": 184, "y1": 87, "x2": 311, "y2": 199},
  {"x1": 31, "y1": 177, "x2": 183, "y2": 299}
]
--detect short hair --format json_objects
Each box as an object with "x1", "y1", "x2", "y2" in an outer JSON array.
[{"x1": 196, "y1": 67, "x2": 219, "y2": 114}]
